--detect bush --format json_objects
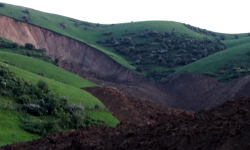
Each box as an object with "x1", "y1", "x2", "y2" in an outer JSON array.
[
  {"x1": 22, "y1": 9, "x2": 29, "y2": 14},
  {"x1": 16, "y1": 95, "x2": 31, "y2": 104},
  {"x1": 135, "y1": 66, "x2": 143, "y2": 72},
  {"x1": 234, "y1": 34, "x2": 239, "y2": 39},
  {"x1": 220, "y1": 35, "x2": 227, "y2": 40},
  {"x1": 25, "y1": 43, "x2": 35, "y2": 50},
  {"x1": 22, "y1": 103, "x2": 47, "y2": 116},
  {"x1": 37, "y1": 80, "x2": 49, "y2": 93},
  {"x1": 0, "y1": 3, "x2": 5, "y2": 7}
]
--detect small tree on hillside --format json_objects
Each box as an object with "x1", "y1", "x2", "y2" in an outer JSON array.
[
  {"x1": 25, "y1": 43, "x2": 35, "y2": 50},
  {"x1": 220, "y1": 34, "x2": 227, "y2": 40},
  {"x1": 234, "y1": 34, "x2": 239, "y2": 39}
]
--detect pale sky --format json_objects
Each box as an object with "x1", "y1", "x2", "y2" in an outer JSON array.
[{"x1": 1, "y1": 0, "x2": 250, "y2": 33}]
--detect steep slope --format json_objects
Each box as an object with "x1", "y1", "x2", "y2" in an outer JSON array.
[
  {"x1": 0, "y1": 15, "x2": 141, "y2": 82},
  {"x1": 0, "y1": 15, "x2": 173, "y2": 108}
]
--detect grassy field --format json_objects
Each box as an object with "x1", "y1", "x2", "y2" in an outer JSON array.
[
  {"x1": 0, "y1": 62, "x2": 119, "y2": 145},
  {"x1": 0, "y1": 3, "x2": 234, "y2": 71},
  {"x1": 0, "y1": 2, "x2": 249, "y2": 77},
  {"x1": 173, "y1": 43, "x2": 250, "y2": 81},
  {"x1": 0, "y1": 50, "x2": 119, "y2": 146},
  {"x1": 0, "y1": 108, "x2": 40, "y2": 146},
  {"x1": 0, "y1": 50, "x2": 97, "y2": 88}
]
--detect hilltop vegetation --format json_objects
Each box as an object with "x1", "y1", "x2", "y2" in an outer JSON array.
[{"x1": 1, "y1": 3, "x2": 250, "y2": 82}]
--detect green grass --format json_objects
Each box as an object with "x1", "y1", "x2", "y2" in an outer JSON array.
[
  {"x1": 0, "y1": 3, "x2": 225, "y2": 71},
  {"x1": 0, "y1": 101, "x2": 40, "y2": 146},
  {"x1": 0, "y1": 61, "x2": 119, "y2": 146},
  {"x1": 173, "y1": 43, "x2": 250, "y2": 80},
  {"x1": 0, "y1": 50, "x2": 97, "y2": 88},
  {"x1": 222, "y1": 36, "x2": 250, "y2": 48},
  {"x1": 1, "y1": 2, "x2": 250, "y2": 77}
]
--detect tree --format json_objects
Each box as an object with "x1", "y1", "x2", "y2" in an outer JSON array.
[
  {"x1": 220, "y1": 34, "x2": 227, "y2": 40},
  {"x1": 25, "y1": 43, "x2": 35, "y2": 50},
  {"x1": 234, "y1": 34, "x2": 239, "y2": 39},
  {"x1": 37, "y1": 80, "x2": 49, "y2": 93}
]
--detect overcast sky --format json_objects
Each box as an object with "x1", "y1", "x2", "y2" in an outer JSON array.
[{"x1": 1, "y1": 0, "x2": 250, "y2": 33}]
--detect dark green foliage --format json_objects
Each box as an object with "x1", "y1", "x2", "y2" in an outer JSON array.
[
  {"x1": 0, "y1": 65, "x2": 100, "y2": 135},
  {"x1": 234, "y1": 34, "x2": 239, "y2": 39},
  {"x1": 22, "y1": 15, "x2": 30, "y2": 22},
  {"x1": 184, "y1": 24, "x2": 217, "y2": 36},
  {"x1": 37, "y1": 80, "x2": 49, "y2": 93},
  {"x1": 25, "y1": 43, "x2": 35, "y2": 50},
  {"x1": 97, "y1": 29, "x2": 226, "y2": 81},
  {"x1": 37, "y1": 72, "x2": 44, "y2": 76},
  {"x1": 16, "y1": 95, "x2": 31, "y2": 104},
  {"x1": 55, "y1": 58, "x2": 59, "y2": 65},
  {"x1": 0, "y1": 3, "x2": 5, "y2": 7},
  {"x1": 135, "y1": 66, "x2": 143, "y2": 72},
  {"x1": 22, "y1": 9, "x2": 29, "y2": 14},
  {"x1": 220, "y1": 35, "x2": 227, "y2": 40},
  {"x1": 0, "y1": 38, "x2": 53, "y2": 62},
  {"x1": 59, "y1": 22, "x2": 66, "y2": 29}
]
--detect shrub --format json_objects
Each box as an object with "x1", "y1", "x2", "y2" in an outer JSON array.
[
  {"x1": 67, "y1": 104, "x2": 84, "y2": 114},
  {"x1": 0, "y1": 3, "x2": 5, "y2": 7},
  {"x1": 25, "y1": 43, "x2": 35, "y2": 50},
  {"x1": 248, "y1": 33, "x2": 250, "y2": 36},
  {"x1": 22, "y1": 15, "x2": 30, "y2": 22},
  {"x1": 37, "y1": 72, "x2": 44, "y2": 76},
  {"x1": 22, "y1": 9, "x2": 29, "y2": 14},
  {"x1": 16, "y1": 95, "x2": 31, "y2": 104},
  {"x1": 37, "y1": 80, "x2": 49, "y2": 92},
  {"x1": 22, "y1": 103, "x2": 47, "y2": 116},
  {"x1": 220, "y1": 35, "x2": 227, "y2": 40},
  {"x1": 234, "y1": 34, "x2": 239, "y2": 39},
  {"x1": 59, "y1": 22, "x2": 66, "y2": 28},
  {"x1": 135, "y1": 66, "x2": 143, "y2": 72}
]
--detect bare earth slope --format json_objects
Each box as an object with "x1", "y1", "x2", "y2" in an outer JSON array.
[
  {"x1": 2, "y1": 92, "x2": 250, "y2": 150},
  {"x1": 0, "y1": 15, "x2": 141, "y2": 82},
  {"x1": 164, "y1": 73, "x2": 250, "y2": 111},
  {"x1": 2, "y1": 15, "x2": 250, "y2": 111}
]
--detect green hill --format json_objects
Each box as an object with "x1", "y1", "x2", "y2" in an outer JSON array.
[
  {"x1": 0, "y1": 42, "x2": 119, "y2": 146},
  {"x1": 173, "y1": 43, "x2": 250, "y2": 82},
  {"x1": 1, "y1": 2, "x2": 249, "y2": 82}
]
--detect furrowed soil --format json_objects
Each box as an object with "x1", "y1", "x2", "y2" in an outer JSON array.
[{"x1": 1, "y1": 87, "x2": 250, "y2": 150}]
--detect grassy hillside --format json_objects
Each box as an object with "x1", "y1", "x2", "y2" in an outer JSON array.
[
  {"x1": 0, "y1": 61, "x2": 119, "y2": 146},
  {"x1": 0, "y1": 97, "x2": 40, "y2": 146},
  {"x1": 0, "y1": 3, "x2": 243, "y2": 74},
  {"x1": 0, "y1": 2, "x2": 250, "y2": 82},
  {"x1": 0, "y1": 50, "x2": 96, "y2": 88},
  {"x1": 174, "y1": 43, "x2": 250, "y2": 82},
  {"x1": 0, "y1": 41, "x2": 119, "y2": 146}
]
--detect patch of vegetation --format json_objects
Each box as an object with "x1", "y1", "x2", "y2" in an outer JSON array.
[
  {"x1": 0, "y1": 50, "x2": 96, "y2": 88},
  {"x1": 0, "y1": 3, "x2": 249, "y2": 83},
  {"x1": 97, "y1": 29, "x2": 226, "y2": 81},
  {"x1": 174, "y1": 43, "x2": 250, "y2": 82},
  {"x1": 0, "y1": 38, "x2": 53, "y2": 63},
  {"x1": 0, "y1": 65, "x2": 117, "y2": 135}
]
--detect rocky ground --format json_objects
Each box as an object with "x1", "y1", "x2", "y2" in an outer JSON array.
[{"x1": 1, "y1": 87, "x2": 250, "y2": 150}]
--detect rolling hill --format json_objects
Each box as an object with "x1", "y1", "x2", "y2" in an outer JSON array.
[
  {"x1": 0, "y1": 39, "x2": 119, "y2": 146},
  {"x1": 1, "y1": 2, "x2": 250, "y2": 148},
  {"x1": 0, "y1": 2, "x2": 249, "y2": 83}
]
